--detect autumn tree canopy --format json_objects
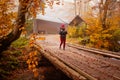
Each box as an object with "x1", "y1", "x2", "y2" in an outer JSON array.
[
  {"x1": 0, "y1": 0, "x2": 63, "y2": 54},
  {"x1": 68, "y1": 0, "x2": 120, "y2": 51},
  {"x1": 0, "y1": 0, "x2": 46, "y2": 53},
  {"x1": 86, "y1": 0, "x2": 120, "y2": 51}
]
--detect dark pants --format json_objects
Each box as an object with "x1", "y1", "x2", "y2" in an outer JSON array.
[{"x1": 59, "y1": 37, "x2": 66, "y2": 50}]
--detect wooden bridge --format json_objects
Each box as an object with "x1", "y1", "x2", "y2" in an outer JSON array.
[{"x1": 34, "y1": 35, "x2": 120, "y2": 80}]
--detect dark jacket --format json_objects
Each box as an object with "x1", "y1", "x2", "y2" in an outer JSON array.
[{"x1": 59, "y1": 30, "x2": 67, "y2": 38}]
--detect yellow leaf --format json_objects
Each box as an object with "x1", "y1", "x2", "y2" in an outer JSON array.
[
  {"x1": 28, "y1": 65, "x2": 32, "y2": 70},
  {"x1": 34, "y1": 70, "x2": 39, "y2": 78},
  {"x1": 26, "y1": 59, "x2": 31, "y2": 64},
  {"x1": 35, "y1": 61, "x2": 38, "y2": 65}
]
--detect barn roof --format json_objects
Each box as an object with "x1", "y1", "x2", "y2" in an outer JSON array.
[
  {"x1": 69, "y1": 15, "x2": 86, "y2": 26},
  {"x1": 36, "y1": 15, "x2": 68, "y2": 24}
]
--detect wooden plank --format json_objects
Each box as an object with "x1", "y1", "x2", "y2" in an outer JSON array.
[
  {"x1": 34, "y1": 44, "x2": 87, "y2": 80},
  {"x1": 46, "y1": 48, "x2": 98, "y2": 80},
  {"x1": 67, "y1": 43, "x2": 120, "y2": 59}
]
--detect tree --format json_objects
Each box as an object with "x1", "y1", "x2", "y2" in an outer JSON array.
[
  {"x1": 92, "y1": 0, "x2": 120, "y2": 29},
  {"x1": 0, "y1": 0, "x2": 45, "y2": 54},
  {"x1": 85, "y1": 0, "x2": 120, "y2": 51},
  {"x1": 0, "y1": 0, "x2": 64, "y2": 53}
]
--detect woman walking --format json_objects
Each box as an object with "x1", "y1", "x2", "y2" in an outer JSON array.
[{"x1": 59, "y1": 24, "x2": 67, "y2": 50}]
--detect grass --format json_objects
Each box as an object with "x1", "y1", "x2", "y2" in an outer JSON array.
[
  {"x1": 0, "y1": 36, "x2": 29, "y2": 80},
  {"x1": 11, "y1": 36, "x2": 29, "y2": 48}
]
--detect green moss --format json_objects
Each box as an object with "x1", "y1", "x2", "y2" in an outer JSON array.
[
  {"x1": 11, "y1": 37, "x2": 29, "y2": 48},
  {"x1": 0, "y1": 36, "x2": 29, "y2": 79}
]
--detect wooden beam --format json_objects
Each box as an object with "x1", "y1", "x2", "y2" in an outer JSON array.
[
  {"x1": 67, "y1": 43, "x2": 120, "y2": 59},
  {"x1": 44, "y1": 46, "x2": 97, "y2": 80},
  {"x1": 34, "y1": 44, "x2": 87, "y2": 80}
]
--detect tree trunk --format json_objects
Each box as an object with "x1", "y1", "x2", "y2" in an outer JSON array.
[
  {"x1": 99, "y1": 0, "x2": 112, "y2": 29},
  {"x1": 0, "y1": 0, "x2": 28, "y2": 54},
  {"x1": 102, "y1": 0, "x2": 109, "y2": 29}
]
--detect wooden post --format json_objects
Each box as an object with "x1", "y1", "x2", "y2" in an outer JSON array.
[{"x1": 33, "y1": 18, "x2": 38, "y2": 34}]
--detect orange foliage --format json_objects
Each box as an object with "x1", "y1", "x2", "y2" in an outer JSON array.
[
  {"x1": 0, "y1": 0, "x2": 61, "y2": 78},
  {"x1": 86, "y1": 15, "x2": 120, "y2": 50},
  {"x1": 26, "y1": 34, "x2": 39, "y2": 78},
  {"x1": 26, "y1": 34, "x2": 45, "y2": 78},
  {"x1": 0, "y1": 0, "x2": 17, "y2": 38}
]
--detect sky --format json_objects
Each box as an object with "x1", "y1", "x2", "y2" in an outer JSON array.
[
  {"x1": 13, "y1": 0, "x2": 75, "y2": 23},
  {"x1": 37, "y1": 0, "x2": 96, "y2": 23},
  {"x1": 64, "y1": 0, "x2": 74, "y2": 2},
  {"x1": 37, "y1": 1, "x2": 75, "y2": 23},
  {"x1": 13, "y1": 0, "x2": 100, "y2": 24}
]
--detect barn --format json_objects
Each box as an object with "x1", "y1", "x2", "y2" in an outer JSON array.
[
  {"x1": 33, "y1": 15, "x2": 86, "y2": 34},
  {"x1": 33, "y1": 16, "x2": 68, "y2": 34},
  {"x1": 69, "y1": 15, "x2": 87, "y2": 26}
]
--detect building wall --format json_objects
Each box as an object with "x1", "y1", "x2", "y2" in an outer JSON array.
[{"x1": 33, "y1": 19, "x2": 67, "y2": 34}]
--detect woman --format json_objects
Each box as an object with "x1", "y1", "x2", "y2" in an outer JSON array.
[{"x1": 59, "y1": 24, "x2": 67, "y2": 50}]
